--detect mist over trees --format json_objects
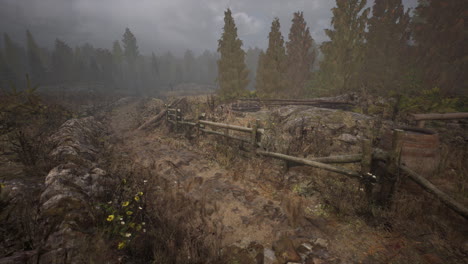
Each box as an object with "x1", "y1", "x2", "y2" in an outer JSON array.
[
  {"x1": 0, "y1": 28, "x2": 218, "y2": 95},
  {"x1": 0, "y1": 0, "x2": 465, "y2": 104}
]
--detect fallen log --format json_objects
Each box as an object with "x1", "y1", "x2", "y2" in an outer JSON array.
[
  {"x1": 138, "y1": 98, "x2": 184, "y2": 131},
  {"x1": 401, "y1": 165, "x2": 468, "y2": 220}
]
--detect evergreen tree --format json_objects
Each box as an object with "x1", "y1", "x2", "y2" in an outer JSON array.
[
  {"x1": 26, "y1": 30, "x2": 46, "y2": 83},
  {"x1": 0, "y1": 50, "x2": 16, "y2": 88},
  {"x1": 257, "y1": 18, "x2": 287, "y2": 98},
  {"x1": 52, "y1": 39, "x2": 74, "y2": 83},
  {"x1": 217, "y1": 8, "x2": 249, "y2": 100},
  {"x1": 95, "y1": 48, "x2": 114, "y2": 87},
  {"x1": 122, "y1": 28, "x2": 140, "y2": 66},
  {"x1": 245, "y1": 47, "x2": 262, "y2": 91},
  {"x1": 151, "y1": 52, "x2": 159, "y2": 77},
  {"x1": 112, "y1": 40, "x2": 124, "y2": 65},
  {"x1": 412, "y1": 0, "x2": 466, "y2": 95},
  {"x1": 111, "y1": 40, "x2": 124, "y2": 89},
  {"x1": 3, "y1": 33, "x2": 27, "y2": 82},
  {"x1": 285, "y1": 12, "x2": 316, "y2": 98},
  {"x1": 183, "y1": 49, "x2": 195, "y2": 82},
  {"x1": 255, "y1": 51, "x2": 266, "y2": 96},
  {"x1": 319, "y1": 0, "x2": 370, "y2": 94},
  {"x1": 363, "y1": 0, "x2": 411, "y2": 95}
]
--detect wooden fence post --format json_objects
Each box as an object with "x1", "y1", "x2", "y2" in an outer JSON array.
[
  {"x1": 195, "y1": 108, "x2": 200, "y2": 137},
  {"x1": 175, "y1": 108, "x2": 181, "y2": 131},
  {"x1": 251, "y1": 119, "x2": 259, "y2": 155},
  {"x1": 379, "y1": 129, "x2": 403, "y2": 206},
  {"x1": 361, "y1": 139, "x2": 373, "y2": 201},
  {"x1": 165, "y1": 104, "x2": 168, "y2": 122}
]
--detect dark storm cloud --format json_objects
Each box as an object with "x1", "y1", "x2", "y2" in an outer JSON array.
[{"x1": 0, "y1": 0, "x2": 419, "y2": 55}]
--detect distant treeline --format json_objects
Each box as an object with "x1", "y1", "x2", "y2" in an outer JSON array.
[
  {"x1": 216, "y1": 0, "x2": 466, "y2": 101},
  {"x1": 0, "y1": 28, "x2": 225, "y2": 95}
]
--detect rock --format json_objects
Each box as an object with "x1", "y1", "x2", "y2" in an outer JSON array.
[
  {"x1": 273, "y1": 237, "x2": 302, "y2": 263},
  {"x1": 264, "y1": 248, "x2": 278, "y2": 264},
  {"x1": 37, "y1": 117, "x2": 112, "y2": 264},
  {"x1": 314, "y1": 238, "x2": 329, "y2": 249}
]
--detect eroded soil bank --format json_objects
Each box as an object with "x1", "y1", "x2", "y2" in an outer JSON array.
[
  {"x1": 1, "y1": 96, "x2": 467, "y2": 263},
  {"x1": 99, "y1": 97, "x2": 467, "y2": 263}
]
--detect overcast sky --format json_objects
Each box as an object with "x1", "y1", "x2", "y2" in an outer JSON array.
[{"x1": 0, "y1": 0, "x2": 418, "y2": 56}]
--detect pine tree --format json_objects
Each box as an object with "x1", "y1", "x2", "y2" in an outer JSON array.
[
  {"x1": 255, "y1": 51, "x2": 266, "y2": 96},
  {"x1": 151, "y1": 53, "x2": 159, "y2": 76},
  {"x1": 26, "y1": 30, "x2": 46, "y2": 84},
  {"x1": 95, "y1": 48, "x2": 114, "y2": 87},
  {"x1": 319, "y1": 0, "x2": 370, "y2": 94},
  {"x1": 0, "y1": 49, "x2": 16, "y2": 87},
  {"x1": 183, "y1": 50, "x2": 195, "y2": 82},
  {"x1": 363, "y1": 0, "x2": 411, "y2": 95},
  {"x1": 122, "y1": 28, "x2": 139, "y2": 66},
  {"x1": 256, "y1": 18, "x2": 287, "y2": 98},
  {"x1": 412, "y1": 0, "x2": 466, "y2": 95},
  {"x1": 245, "y1": 47, "x2": 262, "y2": 91},
  {"x1": 217, "y1": 8, "x2": 249, "y2": 100},
  {"x1": 112, "y1": 40, "x2": 124, "y2": 65},
  {"x1": 285, "y1": 12, "x2": 316, "y2": 98},
  {"x1": 3, "y1": 33, "x2": 27, "y2": 82},
  {"x1": 52, "y1": 39, "x2": 74, "y2": 83}
]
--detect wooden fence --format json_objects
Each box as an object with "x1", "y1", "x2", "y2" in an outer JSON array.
[{"x1": 165, "y1": 107, "x2": 468, "y2": 220}]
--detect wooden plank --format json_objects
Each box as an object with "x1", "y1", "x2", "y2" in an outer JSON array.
[
  {"x1": 178, "y1": 121, "x2": 197, "y2": 126},
  {"x1": 401, "y1": 165, "x2": 468, "y2": 220},
  {"x1": 200, "y1": 128, "x2": 250, "y2": 143},
  {"x1": 199, "y1": 120, "x2": 264, "y2": 134},
  {"x1": 411, "y1": 112, "x2": 468, "y2": 121},
  {"x1": 257, "y1": 150, "x2": 364, "y2": 180},
  {"x1": 310, "y1": 154, "x2": 362, "y2": 163},
  {"x1": 138, "y1": 98, "x2": 183, "y2": 131}
]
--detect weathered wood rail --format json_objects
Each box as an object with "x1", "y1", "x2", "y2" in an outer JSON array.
[
  {"x1": 411, "y1": 112, "x2": 468, "y2": 128},
  {"x1": 165, "y1": 108, "x2": 468, "y2": 220}
]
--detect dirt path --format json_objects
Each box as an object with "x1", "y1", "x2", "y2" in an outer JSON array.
[{"x1": 102, "y1": 98, "x2": 467, "y2": 264}]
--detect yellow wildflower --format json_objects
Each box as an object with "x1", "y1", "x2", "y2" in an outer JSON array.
[
  {"x1": 126, "y1": 211, "x2": 133, "y2": 216},
  {"x1": 134, "y1": 196, "x2": 140, "y2": 202},
  {"x1": 117, "y1": 241, "x2": 126, "y2": 249},
  {"x1": 138, "y1": 191, "x2": 143, "y2": 196},
  {"x1": 106, "y1": 215, "x2": 115, "y2": 221},
  {"x1": 122, "y1": 201, "x2": 130, "y2": 207},
  {"x1": 129, "y1": 222, "x2": 136, "y2": 228}
]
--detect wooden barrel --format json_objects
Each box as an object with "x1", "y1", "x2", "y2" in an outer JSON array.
[{"x1": 381, "y1": 127, "x2": 440, "y2": 177}]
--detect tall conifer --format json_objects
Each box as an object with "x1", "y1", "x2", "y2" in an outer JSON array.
[
  {"x1": 26, "y1": 30, "x2": 46, "y2": 83},
  {"x1": 285, "y1": 12, "x2": 316, "y2": 98},
  {"x1": 256, "y1": 18, "x2": 287, "y2": 98},
  {"x1": 217, "y1": 8, "x2": 249, "y2": 100},
  {"x1": 412, "y1": 0, "x2": 466, "y2": 95},
  {"x1": 319, "y1": 0, "x2": 369, "y2": 94}
]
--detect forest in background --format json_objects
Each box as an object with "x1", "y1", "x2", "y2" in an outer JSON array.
[
  {"x1": 0, "y1": 0, "x2": 466, "y2": 110},
  {"x1": 217, "y1": 0, "x2": 466, "y2": 113}
]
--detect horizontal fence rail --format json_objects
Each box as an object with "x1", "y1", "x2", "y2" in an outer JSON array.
[{"x1": 163, "y1": 107, "x2": 468, "y2": 220}]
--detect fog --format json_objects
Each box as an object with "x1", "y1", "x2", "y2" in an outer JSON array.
[{"x1": 0, "y1": 0, "x2": 418, "y2": 55}]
